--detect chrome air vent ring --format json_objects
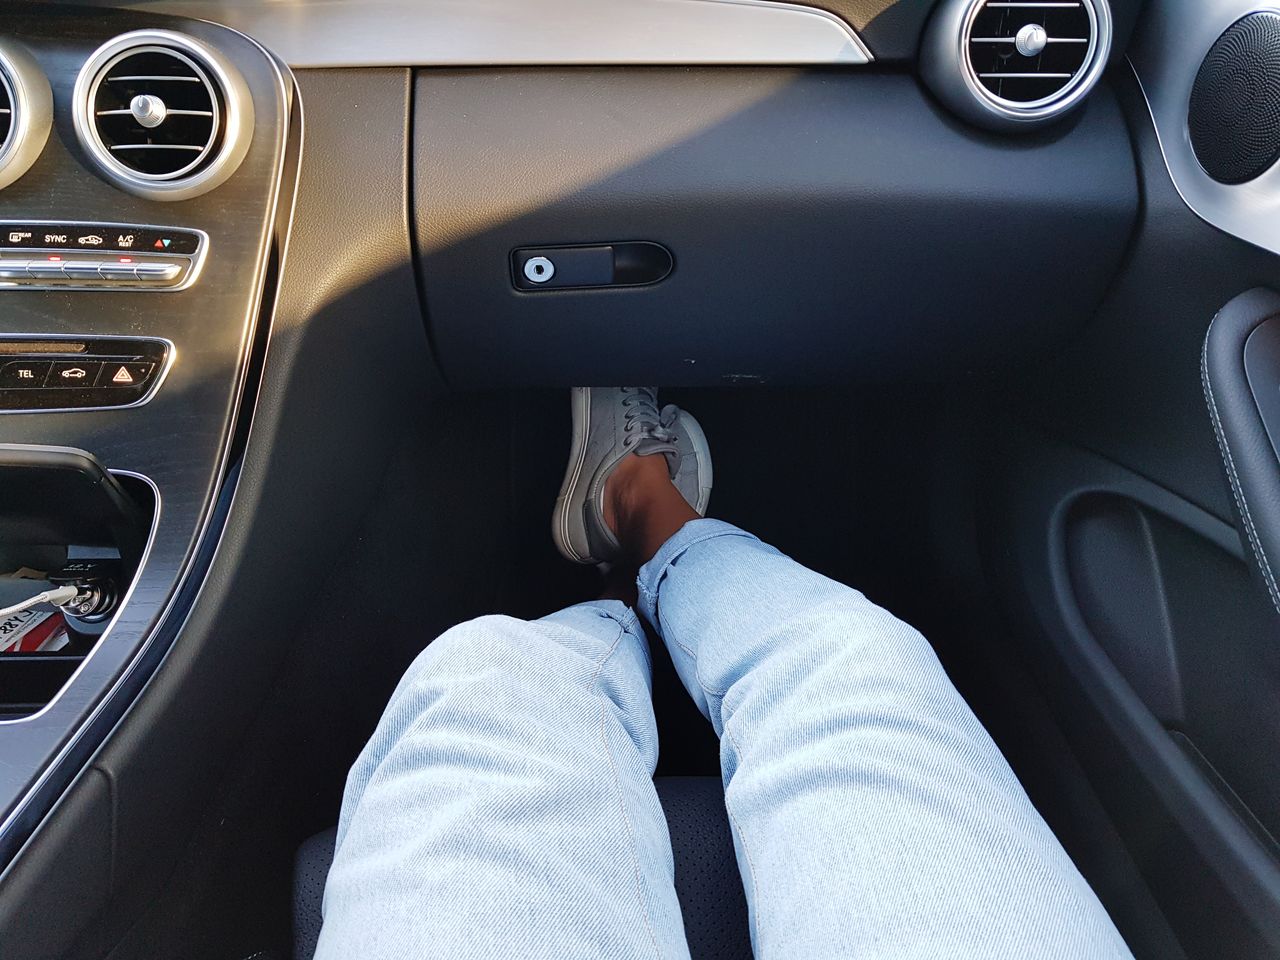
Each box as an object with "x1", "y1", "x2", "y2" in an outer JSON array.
[
  {"x1": 0, "y1": 41, "x2": 52, "y2": 191},
  {"x1": 73, "y1": 31, "x2": 254, "y2": 201},
  {"x1": 922, "y1": 0, "x2": 1113, "y2": 131}
]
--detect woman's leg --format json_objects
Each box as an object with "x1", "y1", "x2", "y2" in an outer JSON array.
[
  {"x1": 317, "y1": 601, "x2": 690, "y2": 960},
  {"x1": 613, "y1": 451, "x2": 1132, "y2": 960}
]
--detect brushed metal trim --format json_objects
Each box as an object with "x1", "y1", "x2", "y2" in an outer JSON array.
[
  {"x1": 105, "y1": 0, "x2": 873, "y2": 66},
  {"x1": 1128, "y1": 2, "x2": 1280, "y2": 257},
  {"x1": 0, "y1": 334, "x2": 176, "y2": 416}
]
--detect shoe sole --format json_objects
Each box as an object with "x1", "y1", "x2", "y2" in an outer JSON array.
[
  {"x1": 678, "y1": 409, "x2": 714, "y2": 515},
  {"x1": 552, "y1": 387, "x2": 593, "y2": 564}
]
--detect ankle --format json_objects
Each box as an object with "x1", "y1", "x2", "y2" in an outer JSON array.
[
  {"x1": 605, "y1": 453, "x2": 699, "y2": 564},
  {"x1": 604, "y1": 454, "x2": 670, "y2": 540}
]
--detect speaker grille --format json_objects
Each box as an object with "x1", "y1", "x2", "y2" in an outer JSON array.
[{"x1": 1190, "y1": 12, "x2": 1280, "y2": 185}]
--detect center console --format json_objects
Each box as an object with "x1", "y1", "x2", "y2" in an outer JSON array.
[{"x1": 0, "y1": 4, "x2": 296, "y2": 869}]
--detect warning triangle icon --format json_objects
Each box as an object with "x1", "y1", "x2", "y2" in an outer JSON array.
[{"x1": 112, "y1": 366, "x2": 134, "y2": 384}]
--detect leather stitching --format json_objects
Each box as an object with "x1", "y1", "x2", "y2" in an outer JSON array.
[{"x1": 1202, "y1": 309, "x2": 1280, "y2": 614}]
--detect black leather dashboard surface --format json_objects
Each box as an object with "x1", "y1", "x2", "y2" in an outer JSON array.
[{"x1": 416, "y1": 69, "x2": 1139, "y2": 387}]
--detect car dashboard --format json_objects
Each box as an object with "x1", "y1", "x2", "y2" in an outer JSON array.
[{"x1": 7, "y1": 2, "x2": 1280, "y2": 959}]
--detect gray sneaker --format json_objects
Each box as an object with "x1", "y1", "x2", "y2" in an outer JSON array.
[
  {"x1": 664, "y1": 404, "x2": 713, "y2": 516},
  {"x1": 553, "y1": 387, "x2": 711, "y2": 565}
]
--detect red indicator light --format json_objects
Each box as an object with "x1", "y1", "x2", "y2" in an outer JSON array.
[
  {"x1": 118, "y1": 257, "x2": 133, "y2": 263},
  {"x1": 47, "y1": 255, "x2": 61, "y2": 262}
]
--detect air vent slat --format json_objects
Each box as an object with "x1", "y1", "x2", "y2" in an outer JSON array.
[
  {"x1": 96, "y1": 108, "x2": 214, "y2": 117},
  {"x1": 105, "y1": 75, "x2": 203, "y2": 83},
  {"x1": 969, "y1": 36, "x2": 1088, "y2": 42},
  {"x1": 109, "y1": 144, "x2": 207, "y2": 152}
]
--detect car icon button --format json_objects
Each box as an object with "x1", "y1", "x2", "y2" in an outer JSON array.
[{"x1": 48, "y1": 361, "x2": 102, "y2": 386}]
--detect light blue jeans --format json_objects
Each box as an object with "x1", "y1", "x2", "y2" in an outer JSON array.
[{"x1": 317, "y1": 520, "x2": 1132, "y2": 959}]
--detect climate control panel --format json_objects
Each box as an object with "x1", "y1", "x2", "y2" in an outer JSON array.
[{"x1": 0, "y1": 222, "x2": 204, "y2": 290}]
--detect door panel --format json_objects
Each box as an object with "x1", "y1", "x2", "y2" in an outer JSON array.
[{"x1": 980, "y1": 52, "x2": 1280, "y2": 959}]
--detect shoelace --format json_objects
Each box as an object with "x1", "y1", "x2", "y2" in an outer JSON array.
[{"x1": 620, "y1": 387, "x2": 676, "y2": 448}]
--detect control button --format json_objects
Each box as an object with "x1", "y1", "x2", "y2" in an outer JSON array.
[
  {"x1": 132, "y1": 261, "x2": 183, "y2": 282},
  {"x1": 97, "y1": 261, "x2": 137, "y2": 280},
  {"x1": 61, "y1": 260, "x2": 105, "y2": 280},
  {"x1": 27, "y1": 259, "x2": 68, "y2": 280},
  {"x1": 48, "y1": 361, "x2": 102, "y2": 386},
  {"x1": 0, "y1": 360, "x2": 51, "y2": 388},
  {"x1": 98, "y1": 362, "x2": 153, "y2": 388},
  {"x1": 0, "y1": 260, "x2": 31, "y2": 280},
  {"x1": 139, "y1": 231, "x2": 199, "y2": 255}
]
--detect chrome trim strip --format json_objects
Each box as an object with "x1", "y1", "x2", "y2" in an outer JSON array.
[
  {"x1": 112, "y1": 0, "x2": 873, "y2": 66},
  {"x1": 0, "y1": 334, "x2": 176, "y2": 416},
  {"x1": 1128, "y1": 2, "x2": 1280, "y2": 257}
]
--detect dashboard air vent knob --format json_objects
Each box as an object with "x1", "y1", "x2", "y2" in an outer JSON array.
[
  {"x1": 921, "y1": 0, "x2": 1113, "y2": 131},
  {"x1": 73, "y1": 31, "x2": 254, "y2": 201}
]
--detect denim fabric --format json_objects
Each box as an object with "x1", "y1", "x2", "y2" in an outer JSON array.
[{"x1": 318, "y1": 519, "x2": 1132, "y2": 959}]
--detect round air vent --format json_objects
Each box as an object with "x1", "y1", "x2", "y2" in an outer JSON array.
[
  {"x1": 1189, "y1": 13, "x2": 1280, "y2": 185},
  {"x1": 0, "y1": 41, "x2": 52, "y2": 191},
  {"x1": 922, "y1": 0, "x2": 1113, "y2": 131},
  {"x1": 73, "y1": 31, "x2": 253, "y2": 201}
]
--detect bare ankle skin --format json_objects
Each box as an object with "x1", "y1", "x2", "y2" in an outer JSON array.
[{"x1": 604, "y1": 453, "x2": 699, "y2": 566}]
